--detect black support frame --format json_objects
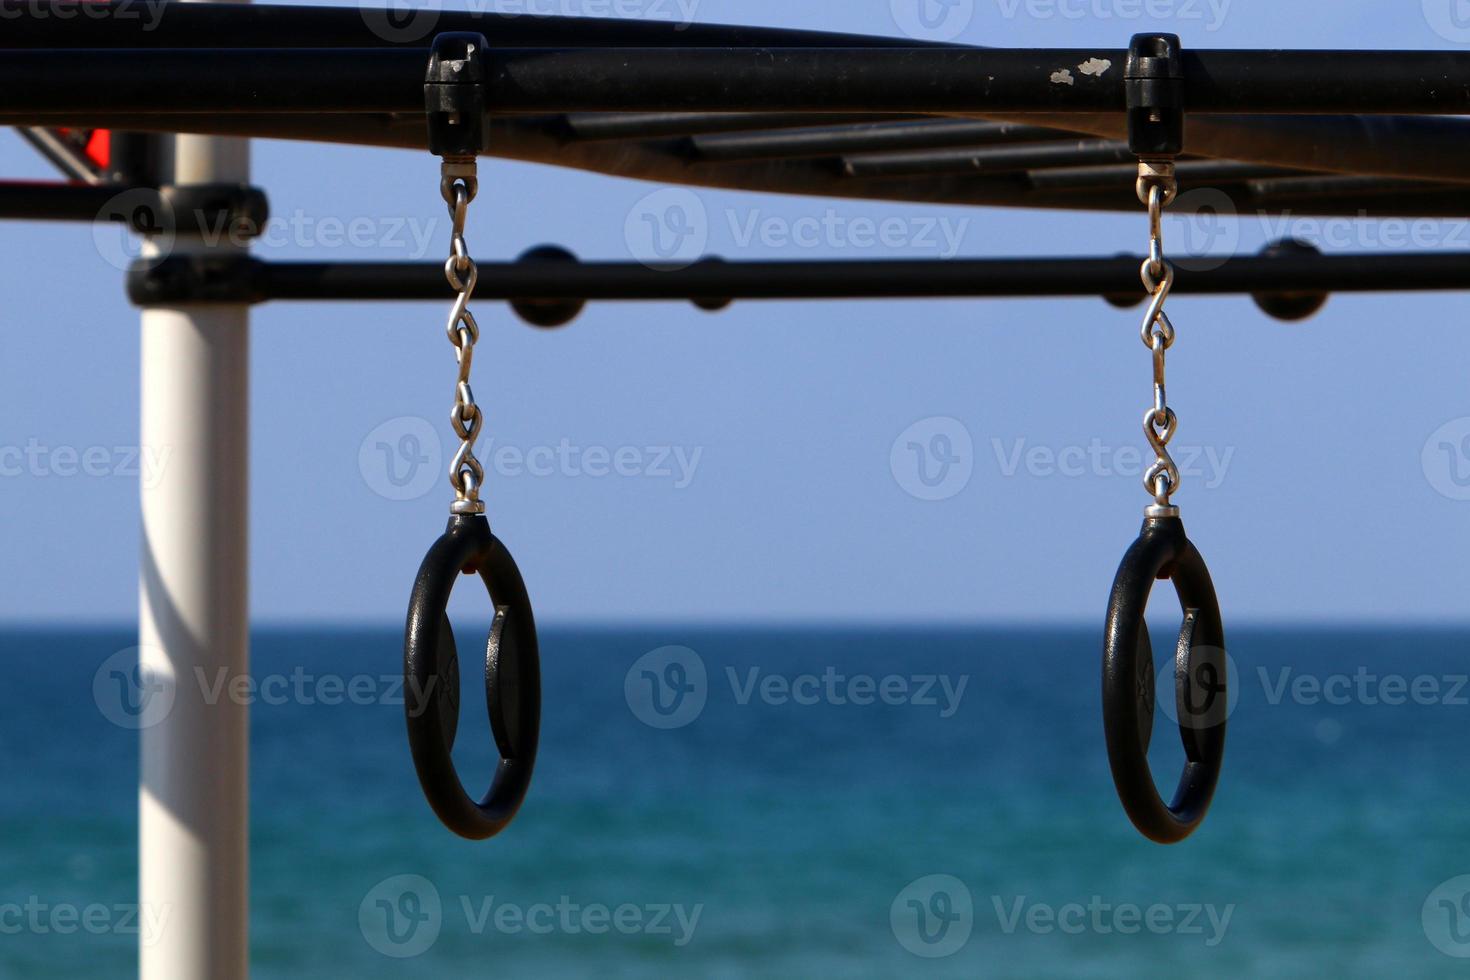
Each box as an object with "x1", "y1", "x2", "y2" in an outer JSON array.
[{"x1": 5, "y1": 2, "x2": 1470, "y2": 321}]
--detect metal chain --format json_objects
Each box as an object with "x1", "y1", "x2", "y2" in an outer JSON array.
[
  {"x1": 441, "y1": 161, "x2": 485, "y2": 515},
  {"x1": 1137, "y1": 163, "x2": 1181, "y2": 515}
]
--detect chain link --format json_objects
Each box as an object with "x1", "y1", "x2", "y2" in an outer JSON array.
[
  {"x1": 1137, "y1": 167, "x2": 1181, "y2": 513},
  {"x1": 441, "y1": 162, "x2": 486, "y2": 514}
]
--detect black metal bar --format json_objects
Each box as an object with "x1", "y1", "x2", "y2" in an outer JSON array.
[
  {"x1": 0, "y1": 2, "x2": 940, "y2": 49},
  {"x1": 1246, "y1": 173, "x2": 1465, "y2": 201},
  {"x1": 1028, "y1": 160, "x2": 1325, "y2": 192},
  {"x1": 844, "y1": 140, "x2": 1137, "y2": 179},
  {"x1": 1, "y1": 48, "x2": 427, "y2": 113},
  {"x1": 12, "y1": 46, "x2": 1470, "y2": 118},
  {"x1": 694, "y1": 121, "x2": 1079, "y2": 162},
  {"x1": 567, "y1": 112, "x2": 925, "y2": 141},
  {"x1": 130, "y1": 251, "x2": 1470, "y2": 306},
  {"x1": 0, "y1": 181, "x2": 132, "y2": 219}
]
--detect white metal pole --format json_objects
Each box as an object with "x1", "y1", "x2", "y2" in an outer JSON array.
[{"x1": 139, "y1": 127, "x2": 252, "y2": 977}]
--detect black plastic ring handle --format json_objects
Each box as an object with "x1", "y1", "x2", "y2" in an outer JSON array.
[
  {"x1": 404, "y1": 514, "x2": 541, "y2": 840},
  {"x1": 1102, "y1": 515, "x2": 1226, "y2": 844}
]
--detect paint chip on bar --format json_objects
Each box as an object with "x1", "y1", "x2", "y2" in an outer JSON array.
[
  {"x1": 1050, "y1": 69, "x2": 1075, "y2": 86},
  {"x1": 1078, "y1": 58, "x2": 1112, "y2": 77}
]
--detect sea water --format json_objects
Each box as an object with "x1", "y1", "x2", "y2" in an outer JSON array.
[{"x1": 3, "y1": 625, "x2": 1468, "y2": 978}]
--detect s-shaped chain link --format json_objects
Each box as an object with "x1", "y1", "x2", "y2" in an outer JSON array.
[
  {"x1": 1137, "y1": 162, "x2": 1180, "y2": 515},
  {"x1": 442, "y1": 160, "x2": 485, "y2": 515}
]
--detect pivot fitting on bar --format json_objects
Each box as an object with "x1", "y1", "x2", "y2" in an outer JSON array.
[
  {"x1": 1125, "y1": 33, "x2": 1185, "y2": 162},
  {"x1": 425, "y1": 32, "x2": 488, "y2": 160}
]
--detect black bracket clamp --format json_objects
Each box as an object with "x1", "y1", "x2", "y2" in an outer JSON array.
[
  {"x1": 425, "y1": 32, "x2": 489, "y2": 161},
  {"x1": 1125, "y1": 33, "x2": 1185, "y2": 162}
]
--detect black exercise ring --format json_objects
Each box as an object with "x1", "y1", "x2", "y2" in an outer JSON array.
[
  {"x1": 404, "y1": 513, "x2": 541, "y2": 840},
  {"x1": 1101, "y1": 514, "x2": 1226, "y2": 844}
]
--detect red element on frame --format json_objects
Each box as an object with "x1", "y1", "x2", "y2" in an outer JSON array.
[{"x1": 85, "y1": 130, "x2": 111, "y2": 170}]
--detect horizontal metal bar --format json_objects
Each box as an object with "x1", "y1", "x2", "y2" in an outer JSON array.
[
  {"x1": 844, "y1": 139, "x2": 1136, "y2": 178},
  {"x1": 129, "y1": 251, "x2": 1470, "y2": 307},
  {"x1": 0, "y1": 48, "x2": 425, "y2": 113},
  {"x1": 568, "y1": 112, "x2": 925, "y2": 141},
  {"x1": 0, "y1": 181, "x2": 138, "y2": 219},
  {"x1": 12, "y1": 46, "x2": 1470, "y2": 117},
  {"x1": 1028, "y1": 160, "x2": 1312, "y2": 192},
  {"x1": 694, "y1": 121, "x2": 1078, "y2": 162},
  {"x1": 0, "y1": 1, "x2": 937, "y2": 49}
]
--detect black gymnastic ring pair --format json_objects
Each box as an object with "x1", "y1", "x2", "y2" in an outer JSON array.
[
  {"x1": 1102, "y1": 514, "x2": 1227, "y2": 844},
  {"x1": 404, "y1": 514, "x2": 540, "y2": 840},
  {"x1": 403, "y1": 510, "x2": 1225, "y2": 845}
]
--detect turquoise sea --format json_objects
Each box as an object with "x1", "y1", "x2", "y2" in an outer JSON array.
[{"x1": 4, "y1": 625, "x2": 1470, "y2": 977}]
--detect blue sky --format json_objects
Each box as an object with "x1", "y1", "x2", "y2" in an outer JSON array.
[{"x1": 1, "y1": 0, "x2": 1467, "y2": 625}]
